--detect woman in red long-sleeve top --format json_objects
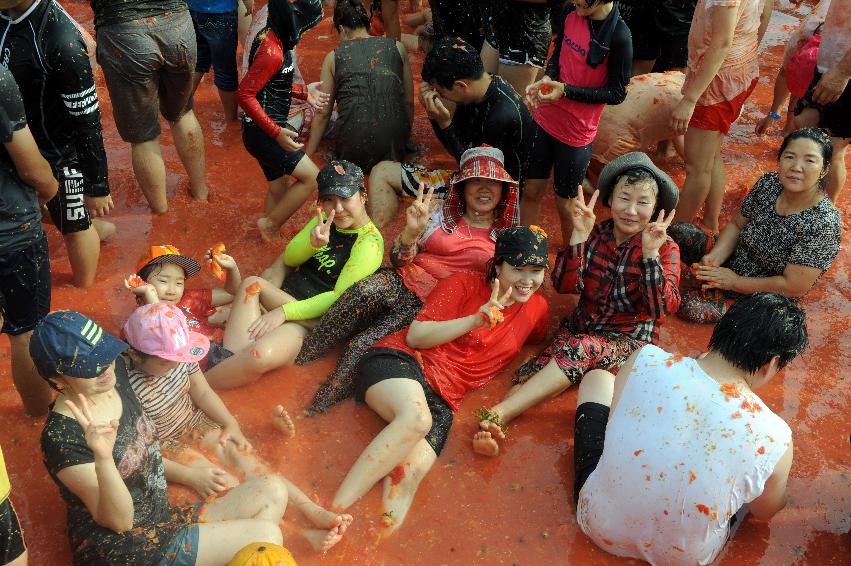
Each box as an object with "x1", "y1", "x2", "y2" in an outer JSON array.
[
  {"x1": 472, "y1": 152, "x2": 682, "y2": 457},
  {"x1": 237, "y1": 0, "x2": 324, "y2": 241}
]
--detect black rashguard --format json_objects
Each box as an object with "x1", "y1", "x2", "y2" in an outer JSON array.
[
  {"x1": 0, "y1": 0, "x2": 110, "y2": 197},
  {"x1": 545, "y1": 6, "x2": 632, "y2": 106},
  {"x1": 431, "y1": 76, "x2": 534, "y2": 186}
]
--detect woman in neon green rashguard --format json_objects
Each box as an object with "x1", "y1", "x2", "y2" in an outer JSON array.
[{"x1": 205, "y1": 160, "x2": 384, "y2": 389}]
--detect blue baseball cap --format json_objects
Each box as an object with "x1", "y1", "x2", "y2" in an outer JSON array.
[{"x1": 30, "y1": 311, "x2": 128, "y2": 379}]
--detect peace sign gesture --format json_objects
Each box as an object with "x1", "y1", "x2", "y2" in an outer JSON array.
[
  {"x1": 570, "y1": 188, "x2": 598, "y2": 245},
  {"x1": 310, "y1": 206, "x2": 336, "y2": 248},
  {"x1": 642, "y1": 208, "x2": 676, "y2": 259},
  {"x1": 65, "y1": 394, "x2": 119, "y2": 460},
  {"x1": 405, "y1": 182, "x2": 436, "y2": 236},
  {"x1": 477, "y1": 279, "x2": 514, "y2": 329}
]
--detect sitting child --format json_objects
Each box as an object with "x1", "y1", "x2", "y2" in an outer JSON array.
[
  {"x1": 122, "y1": 303, "x2": 352, "y2": 552},
  {"x1": 472, "y1": 152, "x2": 681, "y2": 456}
]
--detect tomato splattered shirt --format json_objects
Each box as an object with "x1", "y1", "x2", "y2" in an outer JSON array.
[
  {"x1": 177, "y1": 288, "x2": 222, "y2": 343},
  {"x1": 577, "y1": 344, "x2": 791, "y2": 565},
  {"x1": 373, "y1": 271, "x2": 549, "y2": 410}
]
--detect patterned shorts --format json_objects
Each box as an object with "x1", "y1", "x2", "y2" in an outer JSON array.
[{"x1": 400, "y1": 163, "x2": 453, "y2": 198}]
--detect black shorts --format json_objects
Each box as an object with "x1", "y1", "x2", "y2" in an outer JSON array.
[
  {"x1": 0, "y1": 237, "x2": 51, "y2": 336},
  {"x1": 526, "y1": 120, "x2": 593, "y2": 198},
  {"x1": 355, "y1": 348, "x2": 453, "y2": 455},
  {"x1": 483, "y1": 6, "x2": 550, "y2": 68},
  {"x1": 242, "y1": 122, "x2": 306, "y2": 181},
  {"x1": 573, "y1": 401, "x2": 610, "y2": 507},
  {"x1": 44, "y1": 165, "x2": 92, "y2": 235},
  {"x1": 623, "y1": 7, "x2": 689, "y2": 70},
  {"x1": 204, "y1": 340, "x2": 233, "y2": 369},
  {"x1": 796, "y1": 71, "x2": 851, "y2": 139},
  {"x1": 0, "y1": 499, "x2": 26, "y2": 564}
]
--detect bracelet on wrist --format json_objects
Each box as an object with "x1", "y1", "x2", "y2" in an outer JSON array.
[{"x1": 768, "y1": 111, "x2": 782, "y2": 120}]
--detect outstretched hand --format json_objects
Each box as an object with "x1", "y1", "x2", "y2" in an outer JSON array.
[
  {"x1": 404, "y1": 182, "x2": 435, "y2": 235},
  {"x1": 307, "y1": 82, "x2": 330, "y2": 110},
  {"x1": 310, "y1": 206, "x2": 335, "y2": 248},
  {"x1": 641, "y1": 208, "x2": 676, "y2": 258},
  {"x1": 570, "y1": 188, "x2": 598, "y2": 244},
  {"x1": 477, "y1": 279, "x2": 513, "y2": 329},
  {"x1": 65, "y1": 394, "x2": 119, "y2": 460}
]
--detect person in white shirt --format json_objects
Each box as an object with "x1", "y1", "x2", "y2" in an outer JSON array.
[{"x1": 573, "y1": 292, "x2": 804, "y2": 565}]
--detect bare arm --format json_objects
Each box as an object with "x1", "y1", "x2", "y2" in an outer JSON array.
[
  {"x1": 757, "y1": 0, "x2": 774, "y2": 45},
  {"x1": 57, "y1": 460, "x2": 135, "y2": 533},
  {"x1": 727, "y1": 263, "x2": 824, "y2": 297},
  {"x1": 260, "y1": 250, "x2": 289, "y2": 288},
  {"x1": 305, "y1": 52, "x2": 335, "y2": 157},
  {"x1": 381, "y1": 0, "x2": 401, "y2": 41},
  {"x1": 406, "y1": 314, "x2": 481, "y2": 350},
  {"x1": 397, "y1": 41, "x2": 415, "y2": 128},
  {"x1": 4, "y1": 125, "x2": 59, "y2": 204},
  {"x1": 749, "y1": 443, "x2": 793, "y2": 520},
  {"x1": 703, "y1": 211, "x2": 747, "y2": 267},
  {"x1": 682, "y1": 6, "x2": 737, "y2": 103},
  {"x1": 187, "y1": 368, "x2": 238, "y2": 430}
]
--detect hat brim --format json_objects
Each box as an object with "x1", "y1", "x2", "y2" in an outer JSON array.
[
  {"x1": 502, "y1": 254, "x2": 550, "y2": 268},
  {"x1": 157, "y1": 331, "x2": 210, "y2": 364},
  {"x1": 141, "y1": 255, "x2": 201, "y2": 278},
  {"x1": 61, "y1": 333, "x2": 129, "y2": 379},
  {"x1": 318, "y1": 185, "x2": 361, "y2": 200},
  {"x1": 454, "y1": 166, "x2": 517, "y2": 187},
  {"x1": 597, "y1": 152, "x2": 679, "y2": 214}
]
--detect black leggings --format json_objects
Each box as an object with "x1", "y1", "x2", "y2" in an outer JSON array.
[
  {"x1": 526, "y1": 120, "x2": 594, "y2": 198},
  {"x1": 295, "y1": 268, "x2": 424, "y2": 414}
]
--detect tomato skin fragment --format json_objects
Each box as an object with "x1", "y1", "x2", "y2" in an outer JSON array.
[
  {"x1": 127, "y1": 275, "x2": 145, "y2": 288},
  {"x1": 207, "y1": 242, "x2": 227, "y2": 281},
  {"x1": 540, "y1": 84, "x2": 553, "y2": 95}
]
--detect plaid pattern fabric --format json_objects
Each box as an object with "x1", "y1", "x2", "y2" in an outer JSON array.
[
  {"x1": 440, "y1": 170, "x2": 520, "y2": 241},
  {"x1": 559, "y1": 219, "x2": 681, "y2": 343}
]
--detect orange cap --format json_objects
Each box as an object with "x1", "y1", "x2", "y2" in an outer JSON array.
[{"x1": 135, "y1": 245, "x2": 200, "y2": 278}]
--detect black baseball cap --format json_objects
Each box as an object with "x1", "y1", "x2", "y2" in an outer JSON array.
[{"x1": 317, "y1": 160, "x2": 365, "y2": 199}]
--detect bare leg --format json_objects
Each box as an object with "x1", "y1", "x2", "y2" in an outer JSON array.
[
  {"x1": 6, "y1": 549, "x2": 26, "y2": 566},
  {"x1": 520, "y1": 178, "x2": 548, "y2": 226},
  {"x1": 218, "y1": 89, "x2": 239, "y2": 122},
  {"x1": 332, "y1": 378, "x2": 432, "y2": 510},
  {"x1": 264, "y1": 156, "x2": 319, "y2": 234},
  {"x1": 367, "y1": 161, "x2": 403, "y2": 227},
  {"x1": 206, "y1": 323, "x2": 307, "y2": 389},
  {"x1": 827, "y1": 137, "x2": 848, "y2": 203},
  {"x1": 380, "y1": 439, "x2": 437, "y2": 533},
  {"x1": 480, "y1": 40, "x2": 499, "y2": 74},
  {"x1": 285, "y1": 479, "x2": 353, "y2": 552},
  {"x1": 92, "y1": 218, "x2": 116, "y2": 242},
  {"x1": 171, "y1": 110, "x2": 208, "y2": 201},
  {"x1": 199, "y1": 429, "x2": 271, "y2": 478},
  {"x1": 221, "y1": 276, "x2": 297, "y2": 352},
  {"x1": 677, "y1": 126, "x2": 724, "y2": 225},
  {"x1": 702, "y1": 146, "x2": 726, "y2": 232},
  {"x1": 259, "y1": 177, "x2": 291, "y2": 240},
  {"x1": 498, "y1": 63, "x2": 539, "y2": 97},
  {"x1": 131, "y1": 138, "x2": 169, "y2": 214},
  {"x1": 64, "y1": 227, "x2": 100, "y2": 288},
  {"x1": 272, "y1": 405, "x2": 296, "y2": 437},
  {"x1": 9, "y1": 331, "x2": 52, "y2": 416}
]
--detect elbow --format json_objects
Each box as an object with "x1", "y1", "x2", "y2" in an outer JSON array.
[
  {"x1": 97, "y1": 513, "x2": 134, "y2": 534},
  {"x1": 405, "y1": 334, "x2": 426, "y2": 350},
  {"x1": 749, "y1": 495, "x2": 787, "y2": 521}
]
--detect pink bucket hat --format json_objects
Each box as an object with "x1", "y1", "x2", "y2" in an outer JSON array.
[{"x1": 123, "y1": 303, "x2": 210, "y2": 363}]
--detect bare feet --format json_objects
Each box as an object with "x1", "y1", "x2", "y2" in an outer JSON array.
[
  {"x1": 272, "y1": 405, "x2": 295, "y2": 438},
  {"x1": 257, "y1": 217, "x2": 281, "y2": 241},
  {"x1": 302, "y1": 514, "x2": 353, "y2": 553},
  {"x1": 472, "y1": 431, "x2": 500, "y2": 457}
]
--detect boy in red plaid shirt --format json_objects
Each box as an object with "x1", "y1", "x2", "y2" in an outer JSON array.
[{"x1": 472, "y1": 152, "x2": 682, "y2": 457}]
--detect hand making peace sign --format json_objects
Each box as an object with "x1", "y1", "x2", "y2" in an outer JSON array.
[
  {"x1": 310, "y1": 206, "x2": 336, "y2": 248},
  {"x1": 641, "y1": 208, "x2": 676, "y2": 259},
  {"x1": 405, "y1": 182, "x2": 436, "y2": 235},
  {"x1": 570, "y1": 188, "x2": 599, "y2": 245},
  {"x1": 65, "y1": 394, "x2": 119, "y2": 460},
  {"x1": 477, "y1": 279, "x2": 514, "y2": 329}
]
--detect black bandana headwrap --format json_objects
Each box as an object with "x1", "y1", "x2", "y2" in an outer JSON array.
[
  {"x1": 268, "y1": 0, "x2": 324, "y2": 52},
  {"x1": 495, "y1": 226, "x2": 549, "y2": 268}
]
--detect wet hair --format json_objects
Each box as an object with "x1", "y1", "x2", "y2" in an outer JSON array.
[
  {"x1": 612, "y1": 168, "x2": 659, "y2": 210},
  {"x1": 422, "y1": 37, "x2": 484, "y2": 89},
  {"x1": 709, "y1": 292, "x2": 808, "y2": 375},
  {"x1": 333, "y1": 0, "x2": 371, "y2": 31},
  {"x1": 777, "y1": 127, "x2": 833, "y2": 183}
]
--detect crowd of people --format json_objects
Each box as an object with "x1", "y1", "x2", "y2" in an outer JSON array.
[{"x1": 0, "y1": 0, "x2": 847, "y2": 564}]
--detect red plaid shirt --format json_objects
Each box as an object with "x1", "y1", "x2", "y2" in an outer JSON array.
[{"x1": 559, "y1": 220, "x2": 681, "y2": 343}]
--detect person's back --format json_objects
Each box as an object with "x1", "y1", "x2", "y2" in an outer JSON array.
[
  {"x1": 334, "y1": 35, "x2": 408, "y2": 171},
  {"x1": 89, "y1": 0, "x2": 186, "y2": 29},
  {"x1": 579, "y1": 343, "x2": 792, "y2": 564}
]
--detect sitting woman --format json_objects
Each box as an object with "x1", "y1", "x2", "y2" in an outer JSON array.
[
  {"x1": 328, "y1": 226, "x2": 550, "y2": 532},
  {"x1": 35, "y1": 312, "x2": 290, "y2": 565},
  {"x1": 473, "y1": 152, "x2": 681, "y2": 456},
  {"x1": 305, "y1": 0, "x2": 414, "y2": 172},
  {"x1": 296, "y1": 146, "x2": 520, "y2": 414},
  {"x1": 205, "y1": 161, "x2": 383, "y2": 389},
  {"x1": 670, "y1": 128, "x2": 842, "y2": 324}
]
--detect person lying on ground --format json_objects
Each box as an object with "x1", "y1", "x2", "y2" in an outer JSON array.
[
  {"x1": 204, "y1": 161, "x2": 383, "y2": 390},
  {"x1": 33, "y1": 311, "x2": 292, "y2": 565},
  {"x1": 328, "y1": 226, "x2": 549, "y2": 533},
  {"x1": 473, "y1": 152, "x2": 680, "y2": 457},
  {"x1": 669, "y1": 128, "x2": 841, "y2": 324},
  {"x1": 575, "y1": 292, "x2": 803, "y2": 565},
  {"x1": 121, "y1": 303, "x2": 352, "y2": 553},
  {"x1": 297, "y1": 146, "x2": 520, "y2": 414}
]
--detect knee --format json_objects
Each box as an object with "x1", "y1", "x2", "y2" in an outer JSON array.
[
  {"x1": 255, "y1": 475, "x2": 289, "y2": 509},
  {"x1": 239, "y1": 276, "x2": 263, "y2": 291},
  {"x1": 401, "y1": 408, "x2": 432, "y2": 438},
  {"x1": 253, "y1": 521, "x2": 284, "y2": 546}
]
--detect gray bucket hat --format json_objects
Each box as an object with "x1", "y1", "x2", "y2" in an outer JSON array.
[{"x1": 597, "y1": 152, "x2": 679, "y2": 214}]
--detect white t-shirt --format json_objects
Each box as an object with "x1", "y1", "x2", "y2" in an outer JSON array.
[
  {"x1": 578, "y1": 344, "x2": 792, "y2": 566},
  {"x1": 817, "y1": 0, "x2": 851, "y2": 73}
]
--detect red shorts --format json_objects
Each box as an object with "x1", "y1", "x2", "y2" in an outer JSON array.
[{"x1": 690, "y1": 78, "x2": 758, "y2": 135}]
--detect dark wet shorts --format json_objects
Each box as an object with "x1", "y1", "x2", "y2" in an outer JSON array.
[
  {"x1": 624, "y1": 7, "x2": 689, "y2": 70},
  {"x1": 573, "y1": 401, "x2": 610, "y2": 506},
  {"x1": 204, "y1": 340, "x2": 234, "y2": 369},
  {"x1": 0, "y1": 236, "x2": 51, "y2": 336},
  {"x1": 163, "y1": 524, "x2": 199, "y2": 566},
  {"x1": 190, "y1": 10, "x2": 239, "y2": 92},
  {"x1": 526, "y1": 120, "x2": 593, "y2": 198},
  {"x1": 0, "y1": 498, "x2": 26, "y2": 564},
  {"x1": 796, "y1": 71, "x2": 851, "y2": 139},
  {"x1": 356, "y1": 348, "x2": 453, "y2": 456},
  {"x1": 484, "y1": 11, "x2": 550, "y2": 68},
  {"x1": 96, "y1": 9, "x2": 196, "y2": 143},
  {"x1": 242, "y1": 122, "x2": 305, "y2": 181},
  {"x1": 45, "y1": 165, "x2": 92, "y2": 235}
]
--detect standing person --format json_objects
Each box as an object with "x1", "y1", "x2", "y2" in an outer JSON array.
[
  {"x1": 428, "y1": 0, "x2": 484, "y2": 50},
  {"x1": 189, "y1": 0, "x2": 241, "y2": 121},
  {"x1": 0, "y1": 0, "x2": 115, "y2": 288},
  {"x1": 621, "y1": 0, "x2": 697, "y2": 76},
  {"x1": 521, "y1": 0, "x2": 632, "y2": 245},
  {"x1": 673, "y1": 0, "x2": 774, "y2": 232},
  {"x1": 368, "y1": 37, "x2": 533, "y2": 227},
  {"x1": 0, "y1": 64, "x2": 56, "y2": 416},
  {"x1": 794, "y1": 0, "x2": 851, "y2": 202},
  {"x1": 574, "y1": 293, "x2": 803, "y2": 564},
  {"x1": 305, "y1": 0, "x2": 414, "y2": 173},
  {"x1": 480, "y1": 0, "x2": 553, "y2": 96},
  {"x1": 33, "y1": 311, "x2": 293, "y2": 566},
  {"x1": 237, "y1": 0, "x2": 325, "y2": 242},
  {"x1": 91, "y1": 0, "x2": 209, "y2": 214}
]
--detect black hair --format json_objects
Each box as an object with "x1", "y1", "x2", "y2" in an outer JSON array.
[
  {"x1": 777, "y1": 127, "x2": 833, "y2": 185},
  {"x1": 709, "y1": 292, "x2": 808, "y2": 375},
  {"x1": 611, "y1": 167, "x2": 660, "y2": 212},
  {"x1": 333, "y1": 0, "x2": 371, "y2": 31},
  {"x1": 484, "y1": 257, "x2": 506, "y2": 283},
  {"x1": 268, "y1": 0, "x2": 299, "y2": 51},
  {"x1": 422, "y1": 37, "x2": 484, "y2": 89}
]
